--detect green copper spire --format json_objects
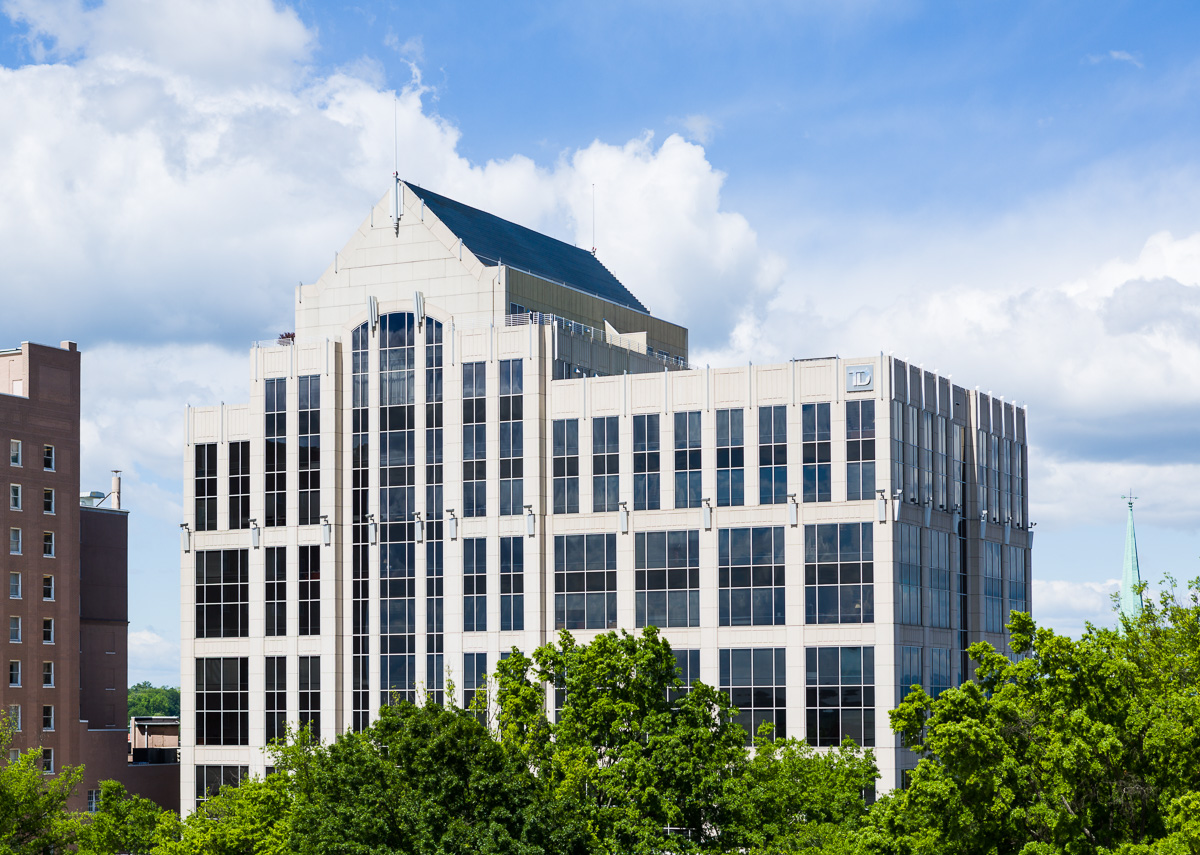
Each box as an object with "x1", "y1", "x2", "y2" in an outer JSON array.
[{"x1": 1120, "y1": 493, "x2": 1143, "y2": 620}]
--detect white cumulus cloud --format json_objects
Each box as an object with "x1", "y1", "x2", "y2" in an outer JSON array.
[
  {"x1": 129, "y1": 627, "x2": 181, "y2": 686},
  {"x1": 1033, "y1": 578, "x2": 1120, "y2": 638}
]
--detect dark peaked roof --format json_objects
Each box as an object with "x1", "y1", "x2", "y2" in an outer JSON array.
[{"x1": 404, "y1": 183, "x2": 648, "y2": 313}]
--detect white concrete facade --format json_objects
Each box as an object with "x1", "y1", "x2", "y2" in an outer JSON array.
[{"x1": 180, "y1": 184, "x2": 1032, "y2": 808}]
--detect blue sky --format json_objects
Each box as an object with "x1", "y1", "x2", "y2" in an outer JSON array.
[
  {"x1": 1, "y1": 0, "x2": 1198, "y2": 684},
  {"x1": 292, "y1": 0, "x2": 1200, "y2": 215}
]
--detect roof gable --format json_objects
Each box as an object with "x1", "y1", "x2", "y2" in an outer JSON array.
[{"x1": 404, "y1": 183, "x2": 648, "y2": 314}]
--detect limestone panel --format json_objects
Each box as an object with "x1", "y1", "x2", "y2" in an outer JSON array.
[
  {"x1": 630, "y1": 375, "x2": 661, "y2": 412},
  {"x1": 589, "y1": 377, "x2": 622, "y2": 416},
  {"x1": 671, "y1": 371, "x2": 703, "y2": 409},
  {"x1": 799, "y1": 363, "x2": 833, "y2": 400},
  {"x1": 551, "y1": 379, "x2": 583, "y2": 418},
  {"x1": 262, "y1": 348, "x2": 288, "y2": 378},
  {"x1": 756, "y1": 366, "x2": 788, "y2": 403},
  {"x1": 192, "y1": 408, "x2": 218, "y2": 442},
  {"x1": 226, "y1": 405, "x2": 250, "y2": 440},
  {"x1": 713, "y1": 368, "x2": 747, "y2": 406},
  {"x1": 460, "y1": 329, "x2": 488, "y2": 362},
  {"x1": 496, "y1": 328, "x2": 526, "y2": 359},
  {"x1": 297, "y1": 342, "x2": 323, "y2": 374}
]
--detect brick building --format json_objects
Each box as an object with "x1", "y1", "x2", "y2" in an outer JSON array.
[{"x1": 2, "y1": 340, "x2": 176, "y2": 812}]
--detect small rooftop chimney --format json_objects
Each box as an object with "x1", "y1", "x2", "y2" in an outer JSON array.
[{"x1": 111, "y1": 471, "x2": 122, "y2": 511}]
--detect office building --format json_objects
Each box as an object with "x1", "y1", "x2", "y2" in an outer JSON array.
[{"x1": 180, "y1": 182, "x2": 1032, "y2": 806}]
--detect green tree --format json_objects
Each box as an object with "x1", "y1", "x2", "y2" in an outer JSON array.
[
  {"x1": 154, "y1": 773, "x2": 288, "y2": 855},
  {"x1": 495, "y1": 627, "x2": 877, "y2": 854},
  {"x1": 127, "y1": 682, "x2": 181, "y2": 717},
  {"x1": 277, "y1": 706, "x2": 590, "y2": 855},
  {"x1": 739, "y1": 736, "x2": 878, "y2": 853},
  {"x1": 75, "y1": 780, "x2": 175, "y2": 855},
  {"x1": 0, "y1": 721, "x2": 82, "y2": 854},
  {"x1": 861, "y1": 580, "x2": 1200, "y2": 855}
]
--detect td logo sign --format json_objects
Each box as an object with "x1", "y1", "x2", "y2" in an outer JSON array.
[{"x1": 846, "y1": 365, "x2": 874, "y2": 392}]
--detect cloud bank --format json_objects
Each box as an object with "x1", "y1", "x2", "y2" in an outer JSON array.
[{"x1": 0, "y1": 0, "x2": 1195, "y2": 678}]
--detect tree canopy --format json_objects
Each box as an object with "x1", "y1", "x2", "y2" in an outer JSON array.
[
  {"x1": 861, "y1": 578, "x2": 1200, "y2": 855},
  {"x1": 18, "y1": 598, "x2": 1200, "y2": 854},
  {"x1": 127, "y1": 682, "x2": 181, "y2": 717},
  {"x1": 494, "y1": 627, "x2": 877, "y2": 854},
  {"x1": 0, "y1": 719, "x2": 82, "y2": 854}
]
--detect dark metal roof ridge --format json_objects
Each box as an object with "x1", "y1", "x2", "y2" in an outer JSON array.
[{"x1": 402, "y1": 181, "x2": 649, "y2": 314}]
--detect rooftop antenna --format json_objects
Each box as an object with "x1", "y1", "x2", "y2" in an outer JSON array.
[
  {"x1": 391, "y1": 95, "x2": 401, "y2": 235},
  {"x1": 591, "y1": 183, "x2": 596, "y2": 255}
]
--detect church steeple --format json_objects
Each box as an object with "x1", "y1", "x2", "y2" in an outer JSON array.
[{"x1": 1120, "y1": 492, "x2": 1143, "y2": 620}]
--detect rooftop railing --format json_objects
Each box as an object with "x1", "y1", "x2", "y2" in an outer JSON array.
[
  {"x1": 251, "y1": 316, "x2": 690, "y2": 369},
  {"x1": 503, "y1": 312, "x2": 689, "y2": 369}
]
